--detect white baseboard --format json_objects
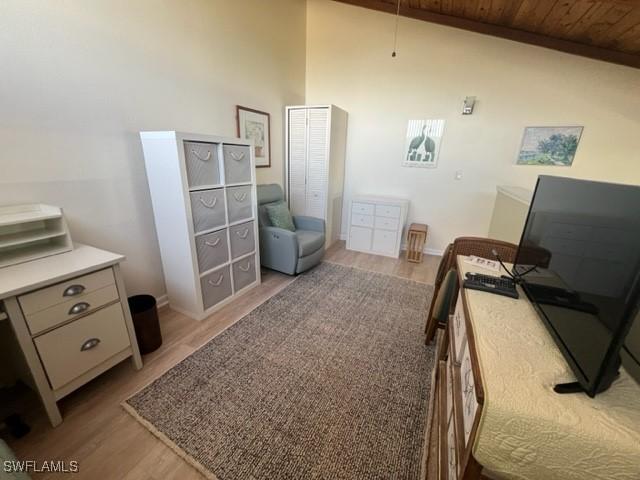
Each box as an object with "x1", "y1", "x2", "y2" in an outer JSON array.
[
  {"x1": 155, "y1": 294, "x2": 169, "y2": 308},
  {"x1": 337, "y1": 233, "x2": 444, "y2": 257}
]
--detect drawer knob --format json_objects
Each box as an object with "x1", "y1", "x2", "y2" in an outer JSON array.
[
  {"x1": 63, "y1": 284, "x2": 85, "y2": 297},
  {"x1": 199, "y1": 197, "x2": 218, "y2": 209},
  {"x1": 68, "y1": 302, "x2": 90, "y2": 315},
  {"x1": 230, "y1": 151, "x2": 245, "y2": 161},
  {"x1": 208, "y1": 274, "x2": 224, "y2": 287},
  {"x1": 191, "y1": 149, "x2": 212, "y2": 162},
  {"x1": 239, "y1": 261, "x2": 251, "y2": 272},
  {"x1": 233, "y1": 192, "x2": 247, "y2": 202},
  {"x1": 205, "y1": 238, "x2": 221, "y2": 247},
  {"x1": 80, "y1": 338, "x2": 101, "y2": 352},
  {"x1": 236, "y1": 228, "x2": 249, "y2": 239}
]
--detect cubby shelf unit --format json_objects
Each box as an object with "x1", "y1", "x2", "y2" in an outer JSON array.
[{"x1": 140, "y1": 131, "x2": 261, "y2": 321}]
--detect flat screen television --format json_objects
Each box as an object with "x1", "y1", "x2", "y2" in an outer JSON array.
[{"x1": 514, "y1": 176, "x2": 640, "y2": 397}]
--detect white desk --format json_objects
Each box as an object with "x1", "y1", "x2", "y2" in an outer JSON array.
[
  {"x1": 434, "y1": 256, "x2": 640, "y2": 480},
  {"x1": 0, "y1": 244, "x2": 142, "y2": 426}
]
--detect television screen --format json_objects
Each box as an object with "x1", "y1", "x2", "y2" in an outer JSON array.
[{"x1": 515, "y1": 176, "x2": 640, "y2": 396}]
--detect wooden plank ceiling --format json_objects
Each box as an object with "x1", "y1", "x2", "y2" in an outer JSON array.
[{"x1": 333, "y1": 0, "x2": 640, "y2": 69}]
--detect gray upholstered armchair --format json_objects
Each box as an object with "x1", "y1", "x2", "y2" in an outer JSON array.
[{"x1": 256, "y1": 184, "x2": 325, "y2": 275}]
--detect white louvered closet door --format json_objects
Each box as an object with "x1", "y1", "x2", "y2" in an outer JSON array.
[
  {"x1": 305, "y1": 108, "x2": 329, "y2": 219},
  {"x1": 288, "y1": 108, "x2": 308, "y2": 217}
]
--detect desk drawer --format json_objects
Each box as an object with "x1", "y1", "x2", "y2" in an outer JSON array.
[
  {"x1": 459, "y1": 341, "x2": 479, "y2": 447},
  {"x1": 374, "y1": 215, "x2": 399, "y2": 231},
  {"x1": 34, "y1": 303, "x2": 130, "y2": 391},
  {"x1": 352, "y1": 202, "x2": 374, "y2": 216},
  {"x1": 26, "y1": 285, "x2": 119, "y2": 336},
  {"x1": 351, "y1": 214, "x2": 374, "y2": 228},
  {"x1": 18, "y1": 269, "x2": 115, "y2": 316},
  {"x1": 447, "y1": 415, "x2": 458, "y2": 480},
  {"x1": 451, "y1": 297, "x2": 467, "y2": 364},
  {"x1": 375, "y1": 204, "x2": 401, "y2": 219}
]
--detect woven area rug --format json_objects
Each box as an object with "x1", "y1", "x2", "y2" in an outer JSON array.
[{"x1": 124, "y1": 262, "x2": 436, "y2": 480}]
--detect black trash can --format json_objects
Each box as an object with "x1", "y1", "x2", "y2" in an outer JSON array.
[{"x1": 128, "y1": 295, "x2": 162, "y2": 354}]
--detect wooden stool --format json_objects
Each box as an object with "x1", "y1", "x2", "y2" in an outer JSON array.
[{"x1": 406, "y1": 223, "x2": 428, "y2": 263}]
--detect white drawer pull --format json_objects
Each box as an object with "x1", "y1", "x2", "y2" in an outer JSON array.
[
  {"x1": 199, "y1": 197, "x2": 218, "y2": 209},
  {"x1": 233, "y1": 192, "x2": 247, "y2": 202},
  {"x1": 80, "y1": 337, "x2": 101, "y2": 352},
  {"x1": 68, "y1": 302, "x2": 90, "y2": 315},
  {"x1": 208, "y1": 274, "x2": 224, "y2": 287},
  {"x1": 63, "y1": 284, "x2": 85, "y2": 297},
  {"x1": 236, "y1": 228, "x2": 249, "y2": 239},
  {"x1": 239, "y1": 261, "x2": 251, "y2": 272},
  {"x1": 205, "y1": 238, "x2": 221, "y2": 247},
  {"x1": 230, "y1": 151, "x2": 245, "y2": 161},
  {"x1": 191, "y1": 149, "x2": 212, "y2": 162}
]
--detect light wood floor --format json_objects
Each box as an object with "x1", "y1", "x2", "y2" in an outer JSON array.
[{"x1": 5, "y1": 242, "x2": 439, "y2": 479}]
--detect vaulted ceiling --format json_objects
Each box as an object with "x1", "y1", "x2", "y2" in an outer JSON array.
[{"x1": 333, "y1": 0, "x2": 640, "y2": 69}]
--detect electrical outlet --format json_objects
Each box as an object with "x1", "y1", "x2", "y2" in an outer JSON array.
[{"x1": 455, "y1": 170, "x2": 463, "y2": 180}]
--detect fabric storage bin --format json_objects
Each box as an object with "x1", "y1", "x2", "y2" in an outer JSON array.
[
  {"x1": 227, "y1": 186, "x2": 253, "y2": 223},
  {"x1": 229, "y1": 221, "x2": 255, "y2": 259},
  {"x1": 195, "y1": 228, "x2": 229, "y2": 273},
  {"x1": 190, "y1": 189, "x2": 226, "y2": 234},
  {"x1": 223, "y1": 145, "x2": 251, "y2": 184},
  {"x1": 184, "y1": 141, "x2": 220, "y2": 188},
  {"x1": 200, "y1": 266, "x2": 232, "y2": 310},
  {"x1": 232, "y1": 256, "x2": 256, "y2": 292}
]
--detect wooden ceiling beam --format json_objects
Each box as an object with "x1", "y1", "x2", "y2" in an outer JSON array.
[{"x1": 333, "y1": 0, "x2": 640, "y2": 69}]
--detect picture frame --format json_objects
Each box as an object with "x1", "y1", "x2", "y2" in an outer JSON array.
[
  {"x1": 402, "y1": 119, "x2": 445, "y2": 168},
  {"x1": 236, "y1": 106, "x2": 271, "y2": 168},
  {"x1": 516, "y1": 126, "x2": 583, "y2": 166}
]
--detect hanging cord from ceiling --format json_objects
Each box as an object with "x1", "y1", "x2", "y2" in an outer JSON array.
[{"x1": 391, "y1": 0, "x2": 401, "y2": 57}]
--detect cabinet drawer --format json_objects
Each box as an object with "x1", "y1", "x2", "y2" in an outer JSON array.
[
  {"x1": 201, "y1": 266, "x2": 232, "y2": 310},
  {"x1": 446, "y1": 345, "x2": 454, "y2": 421},
  {"x1": 348, "y1": 226, "x2": 372, "y2": 252},
  {"x1": 351, "y1": 214, "x2": 374, "y2": 228},
  {"x1": 374, "y1": 216, "x2": 399, "y2": 231},
  {"x1": 26, "y1": 284, "x2": 119, "y2": 336},
  {"x1": 375, "y1": 204, "x2": 401, "y2": 219},
  {"x1": 229, "y1": 221, "x2": 255, "y2": 259},
  {"x1": 34, "y1": 302, "x2": 130, "y2": 391},
  {"x1": 232, "y1": 256, "x2": 257, "y2": 292},
  {"x1": 451, "y1": 297, "x2": 467, "y2": 365},
  {"x1": 19, "y1": 268, "x2": 115, "y2": 316},
  {"x1": 195, "y1": 229, "x2": 229, "y2": 273},
  {"x1": 223, "y1": 145, "x2": 251, "y2": 184},
  {"x1": 352, "y1": 202, "x2": 374, "y2": 216},
  {"x1": 447, "y1": 416, "x2": 458, "y2": 480},
  {"x1": 460, "y1": 341, "x2": 479, "y2": 447},
  {"x1": 184, "y1": 141, "x2": 220, "y2": 188},
  {"x1": 190, "y1": 189, "x2": 226, "y2": 234},
  {"x1": 372, "y1": 229, "x2": 397, "y2": 255},
  {"x1": 227, "y1": 185, "x2": 253, "y2": 224}
]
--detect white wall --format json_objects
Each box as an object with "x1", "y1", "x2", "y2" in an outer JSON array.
[
  {"x1": 305, "y1": 0, "x2": 640, "y2": 253},
  {"x1": 0, "y1": 0, "x2": 306, "y2": 296}
]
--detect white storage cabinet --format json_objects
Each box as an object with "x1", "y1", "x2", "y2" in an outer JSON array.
[
  {"x1": 347, "y1": 195, "x2": 409, "y2": 258},
  {"x1": 140, "y1": 132, "x2": 261, "y2": 320}
]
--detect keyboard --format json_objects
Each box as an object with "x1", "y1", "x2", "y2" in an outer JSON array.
[{"x1": 463, "y1": 272, "x2": 519, "y2": 299}]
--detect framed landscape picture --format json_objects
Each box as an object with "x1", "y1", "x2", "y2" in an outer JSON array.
[
  {"x1": 402, "y1": 119, "x2": 445, "y2": 168},
  {"x1": 517, "y1": 126, "x2": 583, "y2": 166},
  {"x1": 236, "y1": 106, "x2": 271, "y2": 168}
]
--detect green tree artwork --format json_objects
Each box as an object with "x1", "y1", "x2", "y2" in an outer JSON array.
[{"x1": 517, "y1": 127, "x2": 583, "y2": 166}]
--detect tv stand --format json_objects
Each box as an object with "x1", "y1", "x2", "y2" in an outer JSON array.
[{"x1": 428, "y1": 255, "x2": 640, "y2": 480}]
